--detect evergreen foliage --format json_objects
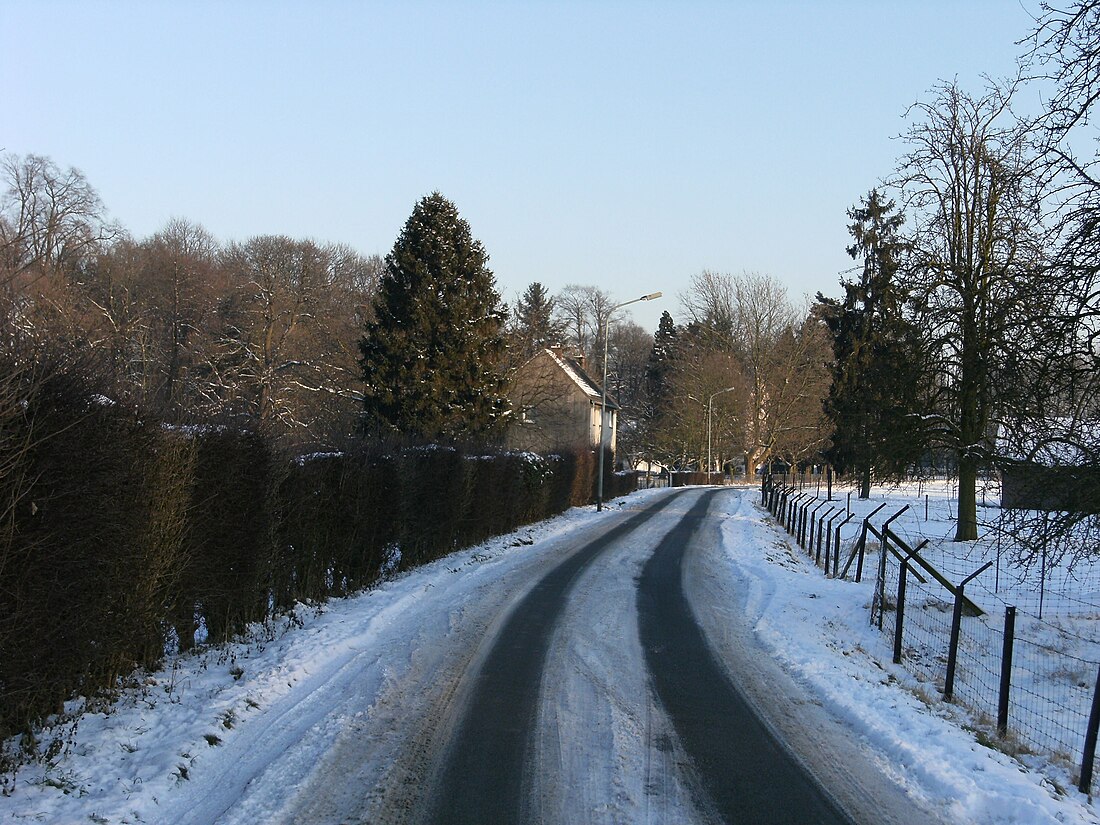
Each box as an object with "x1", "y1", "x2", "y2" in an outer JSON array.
[
  {"x1": 0, "y1": 359, "x2": 634, "y2": 749},
  {"x1": 644, "y1": 311, "x2": 678, "y2": 430},
  {"x1": 512, "y1": 282, "x2": 563, "y2": 358},
  {"x1": 819, "y1": 190, "x2": 927, "y2": 497},
  {"x1": 359, "y1": 193, "x2": 508, "y2": 442}
]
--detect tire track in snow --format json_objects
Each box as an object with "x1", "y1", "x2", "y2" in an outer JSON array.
[
  {"x1": 423, "y1": 491, "x2": 686, "y2": 824},
  {"x1": 637, "y1": 490, "x2": 855, "y2": 825}
]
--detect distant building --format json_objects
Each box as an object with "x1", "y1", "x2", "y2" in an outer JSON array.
[
  {"x1": 506, "y1": 347, "x2": 619, "y2": 453},
  {"x1": 998, "y1": 422, "x2": 1100, "y2": 512}
]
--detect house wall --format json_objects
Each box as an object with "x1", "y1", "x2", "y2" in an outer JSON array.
[
  {"x1": 506, "y1": 351, "x2": 617, "y2": 454},
  {"x1": 1001, "y1": 464, "x2": 1100, "y2": 512}
]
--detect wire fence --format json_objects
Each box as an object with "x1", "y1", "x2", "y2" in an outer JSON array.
[
  {"x1": 878, "y1": 551, "x2": 1099, "y2": 773},
  {"x1": 760, "y1": 479, "x2": 1100, "y2": 795}
]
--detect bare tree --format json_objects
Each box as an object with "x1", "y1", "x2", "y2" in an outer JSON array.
[
  {"x1": 674, "y1": 271, "x2": 831, "y2": 474},
  {"x1": 893, "y1": 78, "x2": 1051, "y2": 541},
  {"x1": 211, "y1": 236, "x2": 378, "y2": 447},
  {"x1": 553, "y1": 284, "x2": 615, "y2": 366},
  {"x1": 0, "y1": 153, "x2": 119, "y2": 288}
]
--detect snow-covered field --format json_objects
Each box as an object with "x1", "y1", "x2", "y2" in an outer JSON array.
[{"x1": 1, "y1": 485, "x2": 1098, "y2": 824}]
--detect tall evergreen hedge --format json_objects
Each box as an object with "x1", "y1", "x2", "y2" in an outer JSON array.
[{"x1": 0, "y1": 371, "x2": 636, "y2": 748}]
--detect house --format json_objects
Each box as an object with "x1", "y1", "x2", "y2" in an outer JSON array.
[
  {"x1": 998, "y1": 421, "x2": 1100, "y2": 512},
  {"x1": 505, "y1": 347, "x2": 619, "y2": 453}
]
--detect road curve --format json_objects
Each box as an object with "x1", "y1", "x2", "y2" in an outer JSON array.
[
  {"x1": 422, "y1": 490, "x2": 683, "y2": 824},
  {"x1": 423, "y1": 488, "x2": 857, "y2": 824},
  {"x1": 637, "y1": 490, "x2": 854, "y2": 825}
]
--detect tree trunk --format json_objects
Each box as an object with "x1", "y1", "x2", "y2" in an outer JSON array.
[
  {"x1": 955, "y1": 454, "x2": 979, "y2": 541},
  {"x1": 859, "y1": 463, "x2": 872, "y2": 500}
]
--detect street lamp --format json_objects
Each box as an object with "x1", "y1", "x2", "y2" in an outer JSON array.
[
  {"x1": 597, "y1": 291, "x2": 662, "y2": 511},
  {"x1": 707, "y1": 386, "x2": 738, "y2": 479}
]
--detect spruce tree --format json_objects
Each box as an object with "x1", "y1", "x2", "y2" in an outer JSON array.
[
  {"x1": 512, "y1": 281, "x2": 562, "y2": 358},
  {"x1": 641, "y1": 310, "x2": 679, "y2": 456},
  {"x1": 359, "y1": 192, "x2": 508, "y2": 441},
  {"x1": 820, "y1": 190, "x2": 926, "y2": 497}
]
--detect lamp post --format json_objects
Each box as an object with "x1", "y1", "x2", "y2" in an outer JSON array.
[
  {"x1": 597, "y1": 291, "x2": 662, "y2": 511},
  {"x1": 707, "y1": 386, "x2": 737, "y2": 479}
]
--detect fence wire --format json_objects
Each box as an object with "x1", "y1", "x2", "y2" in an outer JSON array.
[
  {"x1": 878, "y1": 543, "x2": 1100, "y2": 790},
  {"x1": 762, "y1": 482, "x2": 1100, "y2": 795}
]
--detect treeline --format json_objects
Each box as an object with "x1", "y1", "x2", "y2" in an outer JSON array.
[
  {"x1": 635, "y1": 272, "x2": 831, "y2": 477},
  {"x1": 809, "y1": 5, "x2": 1100, "y2": 547},
  {"x1": 0, "y1": 351, "x2": 633, "y2": 750},
  {"x1": 0, "y1": 153, "x2": 382, "y2": 452}
]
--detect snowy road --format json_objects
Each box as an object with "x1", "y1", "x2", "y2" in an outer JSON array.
[
  {"x1": 247, "y1": 487, "x2": 931, "y2": 824},
  {"x1": 17, "y1": 485, "x2": 1091, "y2": 823}
]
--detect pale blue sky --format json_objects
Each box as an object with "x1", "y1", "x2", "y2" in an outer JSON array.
[{"x1": 2, "y1": 1, "x2": 1038, "y2": 332}]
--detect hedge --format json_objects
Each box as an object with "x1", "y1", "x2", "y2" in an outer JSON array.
[{"x1": 0, "y1": 365, "x2": 636, "y2": 748}]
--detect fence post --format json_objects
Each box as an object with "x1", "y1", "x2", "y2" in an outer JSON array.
[
  {"x1": 853, "y1": 502, "x2": 889, "y2": 583},
  {"x1": 834, "y1": 513, "x2": 854, "y2": 578},
  {"x1": 875, "y1": 507, "x2": 909, "y2": 629},
  {"x1": 815, "y1": 507, "x2": 832, "y2": 565},
  {"x1": 855, "y1": 521, "x2": 869, "y2": 583},
  {"x1": 893, "y1": 559, "x2": 908, "y2": 664},
  {"x1": 998, "y1": 605, "x2": 1016, "y2": 738},
  {"x1": 875, "y1": 534, "x2": 889, "y2": 630},
  {"x1": 1079, "y1": 663, "x2": 1100, "y2": 795},
  {"x1": 787, "y1": 495, "x2": 805, "y2": 532},
  {"x1": 944, "y1": 587, "x2": 965, "y2": 702},
  {"x1": 816, "y1": 509, "x2": 831, "y2": 560},
  {"x1": 944, "y1": 561, "x2": 993, "y2": 702},
  {"x1": 815, "y1": 511, "x2": 826, "y2": 565}
]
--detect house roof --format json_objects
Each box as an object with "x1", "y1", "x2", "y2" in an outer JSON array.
[
  {"x1": 542, "y1": 348, "x2": 620, "y2": 410},
  {"x1": 996, "y1": 419, "x2": 1100, "y2": 466}
]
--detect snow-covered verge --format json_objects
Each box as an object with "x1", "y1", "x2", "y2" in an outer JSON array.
[
  {"x1": 0, "y1": 484, "x2": 1098, "y2": 824},
  {"x1": 739, "y1": 480, "x2": 1100, "y2": 823},
  {"x1": 0, "y1": 493, "x2": 655, "y2": 824}
]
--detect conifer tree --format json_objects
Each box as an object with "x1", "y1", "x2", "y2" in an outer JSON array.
[
  {"x1": 640, "y1": 310, "x2": 679, "y2": 457},
  {"x1": 359, "y1": 193, "x2": 507, "y2": 441},
  {"x1": 511, "y1": 281, "x2": 562, "y2": 358},
  {"x1": 819, "y1": 190, "x2": 926, "y2": 497}
]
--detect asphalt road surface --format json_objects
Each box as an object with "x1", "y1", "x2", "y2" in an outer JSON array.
[
  {"x1": 285, "y1": 487, "x2": 939, "y2": 825},
  {"x1": 416, "y1": 489, "x2": 858, "y2": 824}
]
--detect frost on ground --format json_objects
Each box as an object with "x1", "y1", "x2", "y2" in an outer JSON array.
[{"x1": 0, "y1": 485, "x2": 1097, "y2": 824}]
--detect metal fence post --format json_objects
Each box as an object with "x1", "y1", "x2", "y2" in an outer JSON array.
[
  {"x1": 893, "y1": 559, "x2": 908, "y2": 664},
  {"x1": 944, "y1": 587, "x2": 964, "y2": 702},
  {"x1": 855, "y1": 521, "x2": 869, "y2": 583},
  {"x1": 1079, "y1": 663, "x2": 1100, "y2": 795},
  {"x1": 834, "y1": 513, "x2": 853, "y2": 578},
  {"x1": 998, "y1": 605, "x2": 1016, "y2": 738},
  {"x1": 944, "y1": 561, "x2": 993, "y2": 702}
]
